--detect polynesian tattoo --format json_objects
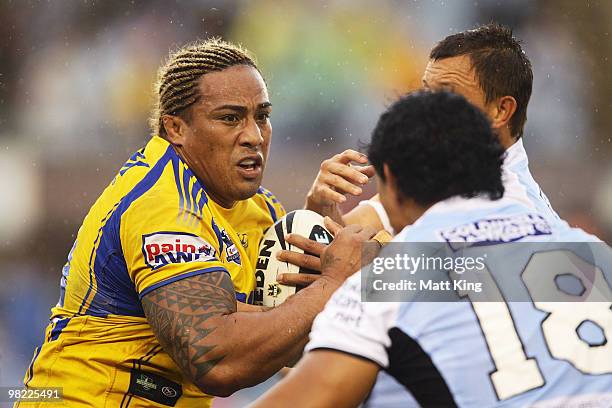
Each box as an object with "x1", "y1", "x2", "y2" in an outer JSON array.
[{"x1": 142, "y1": 271, "x2": 236, "y2": 381}]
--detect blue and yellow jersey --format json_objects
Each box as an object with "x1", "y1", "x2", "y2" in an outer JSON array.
[{"x1": 18, "y1": 136, "x2": 285, "y2": 408}]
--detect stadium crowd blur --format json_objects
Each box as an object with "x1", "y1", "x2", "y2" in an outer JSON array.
[{"x1": 0, "y1": 1, "x2": 610, "y2": 406}]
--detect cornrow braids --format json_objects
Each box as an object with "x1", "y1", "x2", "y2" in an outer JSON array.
[{"x1": 150, "y1": 38, "x2": 258, "y2": 137}]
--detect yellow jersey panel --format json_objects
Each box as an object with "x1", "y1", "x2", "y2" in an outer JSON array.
[
  {"x1": 210, "y1": 186, "x2": 286, "y2": 303},
  {"x1": 19, "y1": 136, "x2": 283, "y2": 408}
]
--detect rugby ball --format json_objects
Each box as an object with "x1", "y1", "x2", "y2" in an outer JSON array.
[{"x1": 255, "y1": 210, "x2": 334, "y2": 307}]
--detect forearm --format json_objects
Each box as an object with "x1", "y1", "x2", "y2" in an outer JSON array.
[
  {"x1": 251, "y1": 350, "x2": 379, "y2": 408},
  {"x1": 207, "y1": 276, "x2": 341, "y2": 392},
  {"x1": 143, "y1": 272, "x2": 342, "y2": 396}
]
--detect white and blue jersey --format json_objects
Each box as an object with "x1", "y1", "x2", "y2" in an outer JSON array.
[{"x1": 306, "y1": 195, "x2": 612, "y2": 407}]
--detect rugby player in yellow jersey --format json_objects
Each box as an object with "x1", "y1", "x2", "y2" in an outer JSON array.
[{"x1": 19, "y1": 39, "x2": 377, "y2": 407}]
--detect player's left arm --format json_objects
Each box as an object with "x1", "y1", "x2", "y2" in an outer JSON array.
[{"x1": 250, "y1": 349, "x2": 379, "y2": 408}]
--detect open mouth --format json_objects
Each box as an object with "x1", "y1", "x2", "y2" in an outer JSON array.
[{"x1": 237, "y1": 155, "x2": 263, "y2": 179}]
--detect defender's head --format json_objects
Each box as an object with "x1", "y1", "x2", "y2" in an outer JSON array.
[
  {"x1": 368, "y1": 90, "x2": 505, "y2": 232},
  {"x1": 423, "y1": 23, "x2": 533, "y2": 148},
  {"x1": 150, "y1": 39, "x2": 272, "y2": 208}
]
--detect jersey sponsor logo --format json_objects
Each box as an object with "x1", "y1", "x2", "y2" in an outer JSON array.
[
  {"x1": 329, "y1": 279, "x2": 364, "y2": 328},
  {"x1": 161, "y1": 386, "x2": 178, "y2": 398},
  {"x1": 142, "y1": 232, "x2": 217, "y2": 270},
  {"x1": 128, "y1": 368, "x2": 182, "y2": 406},
  {"x1": 136, "y1": 374, "x2": 157, "y2": 391},
  {"x1": 220, "y1": 229, "x2": 241, "y2": 265},
  {"x1": 439, "y1": 213, "x2": 552, "y2": 250}
]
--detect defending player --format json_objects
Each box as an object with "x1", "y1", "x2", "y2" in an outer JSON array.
[
  {"x1": 305, "y1": 23, "x2": 558, "y2": 234},
  {"x1": 300, "y1": 24, "x2": 566, "y2": 405},
  {"x1": 253, "y1": 91, "x2": 612, "y2": 408},
  {"x1": 18, "y1": 39, "x2": 377, "y2": 407}
]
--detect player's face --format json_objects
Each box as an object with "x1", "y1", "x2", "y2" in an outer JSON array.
[
  {"x1": 422, "y1": 56, "x2": 495, "y2": 120},
  {"x1": 180, "y1": 65, "x2": 272, "y2": 207}
]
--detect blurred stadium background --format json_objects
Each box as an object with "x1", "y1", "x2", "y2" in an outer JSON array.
[{"x1": 0, "y1": 0, "x2": 610, "y2": 406}]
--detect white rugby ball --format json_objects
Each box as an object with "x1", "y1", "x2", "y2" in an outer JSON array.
[{"x1": 255, "y1": 210, "x2": 334, "y2": 307}]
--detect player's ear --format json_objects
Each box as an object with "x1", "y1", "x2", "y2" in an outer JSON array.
[
  {"x1": 490, "y1": 95, "x2": 517, "y2": 132},
  {"x1": 162, "y1": 114, "x2": 189, "y2": 146}
]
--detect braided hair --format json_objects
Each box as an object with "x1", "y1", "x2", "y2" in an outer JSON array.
[{"x1": 150, "y1": 38, "x2": 257, "y2": 137}]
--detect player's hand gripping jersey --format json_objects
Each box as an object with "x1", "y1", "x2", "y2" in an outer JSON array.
[
  {"x1": 19, "y1": 136, "x2": 284, "y2": 408},
  {"x1": 306, "y1": 196, "x2": 612, "y2": 408}
]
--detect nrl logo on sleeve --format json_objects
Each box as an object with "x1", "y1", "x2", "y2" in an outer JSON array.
[
  {"x1": 142, "y1": 232, "x2": 217, "y2": 270},
  {"x1": 439, "y1": 213, "x2": 552, "y2": 250}
]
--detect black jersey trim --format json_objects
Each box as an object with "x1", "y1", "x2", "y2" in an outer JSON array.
[{"x1": 384, "y1": 327, "x2": 458, "y2": 407}]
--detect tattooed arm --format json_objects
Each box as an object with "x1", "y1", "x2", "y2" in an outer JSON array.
[
  {"x1": 142, "y1": 270, "x2": 336, "y2": 396},
  {"x1": 141, "y1": 221, "x2": 377, "y2": 397}
]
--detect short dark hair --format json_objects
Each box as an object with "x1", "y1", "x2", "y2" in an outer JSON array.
[
  {"x1": 430, "y1": 23, "x2": 532, "y2": 139},
  {"x1": 368, "y1": 90, "x2": 505, "y2": 206}
]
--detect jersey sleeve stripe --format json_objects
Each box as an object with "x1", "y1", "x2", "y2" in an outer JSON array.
[{"x1": 138, "y1": 266, "x2": 229, "y2": 300}]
